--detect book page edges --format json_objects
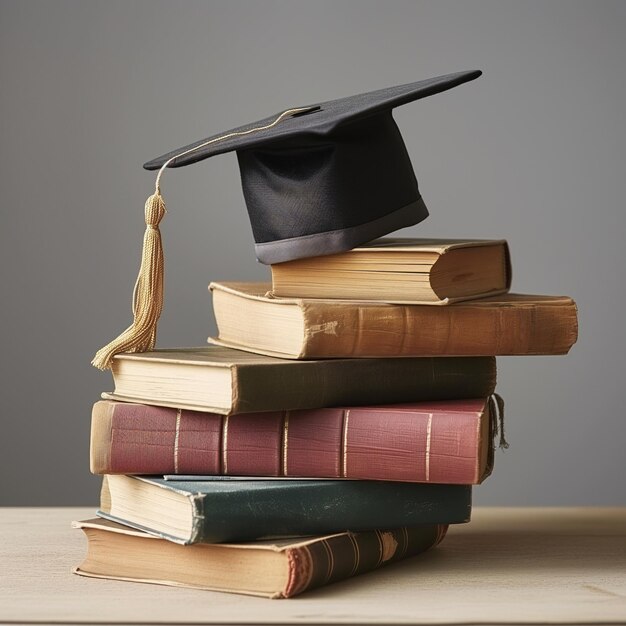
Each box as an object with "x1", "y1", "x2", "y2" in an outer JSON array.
[
  {"x1": 72, "y1": 567, "x2": 279, "y2": 599},
  {"x1": 96, "y1": 509, "x2": 192, "y2": 545},
  {"x1": 100, "y1": 475, "x2": 111, "y2": 511},
  {"x1": 73, "y1": 518, "x2": 351, "y2": 550},
  {"x1": 111, "y1": 346, "x2": 281, "y2": 366},
  {"x1": 263, "y1": 287, "x2": 512, "y2": 306},
  {"x1": 352, "y1": 238, "x2": 508, "y2": 253},
  {"x1": 100, "y1": 392, "x2": 231, "y2": 415},
  {"x1": 210, "y1": 281, "x2": 300, "y2": 305},
  {"x1": 112, "y1": 351, "x2": 234, "y2": 366},
  {"x1": 212, "y1": 282, "x2": 575, "y2": 307}
]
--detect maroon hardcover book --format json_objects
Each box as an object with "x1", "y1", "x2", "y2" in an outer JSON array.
[{"x1": 90, "y1": 397, "x2": 496, "y2": 484}]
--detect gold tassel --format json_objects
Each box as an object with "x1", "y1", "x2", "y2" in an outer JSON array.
[
  {"x1": 91, "y1": 107, "x2": 315, "y2": 371},
  {"x1": 91, "y1": 191, "x2": 166, "y2": 370}
]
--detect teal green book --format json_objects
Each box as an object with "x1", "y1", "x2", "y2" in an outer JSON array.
[{"x1": 99, "y1": 475, "x2": 471, "y2": 544}]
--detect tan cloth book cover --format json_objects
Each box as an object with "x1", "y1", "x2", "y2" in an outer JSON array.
[
  {"x1": 209, "y1": 282, "x2": 578, "y2": 359},
  {"x1": 73, "y1": 518, "x2": 447, "y2": 598},
  {"x1": 270, "y1": 238, "x2": 512, "y2": 304}
]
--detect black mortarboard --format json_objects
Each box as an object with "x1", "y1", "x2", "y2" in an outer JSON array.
[
  {"x1": 144, "y1": 69, "x2": 482, "y2": 264},
  {"x1": 92, "y1": 70, "x2": 481, "y2": 370}
]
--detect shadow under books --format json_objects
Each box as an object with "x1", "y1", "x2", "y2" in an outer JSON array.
[{"x1": 300, "y1": 529, "x2": 622, "y2": 600}]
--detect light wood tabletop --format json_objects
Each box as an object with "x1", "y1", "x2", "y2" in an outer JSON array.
[{"x1": 0, "y1": 507, "x2": 625, "y2": 625}]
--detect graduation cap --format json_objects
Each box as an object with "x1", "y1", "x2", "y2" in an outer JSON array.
[{"x1": 92, "y1": 70, "x2": 482, "y2": 369}]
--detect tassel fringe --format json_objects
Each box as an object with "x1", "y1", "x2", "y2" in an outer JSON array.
[{"x1": 91, "y1": 192, "x2": 166, "y2": 370}]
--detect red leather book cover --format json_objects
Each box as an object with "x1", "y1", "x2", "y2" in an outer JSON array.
[{"x1": 91, "y1": 397, "x2": 494, "y2": 484}]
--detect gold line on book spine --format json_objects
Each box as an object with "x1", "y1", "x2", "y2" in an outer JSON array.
[
  {"x1": 342, "y1": 409, "x2": 350, "y2": 478},
  {"x1": 374, "y1": 530, "x2": 384, "y2": 567},
  {"x1": 348, "y1": 532, "x2": 360, "y2": 576},
  {"x1": 425, "y1": 413, "x2": 433, "y2": 481},
  {"x1": 282, "y1": 410, "x2": 289, "y2": 476},
  {"x1": 401, "y1": 527, "x2": 409, "y2": 557},
  {"x1": 222, "y1": 415, "x2": 229, "y2": 474},
  {"x1": 173, "y1": 409, "x2": 182, "y2": 473},
  {"x1": 474, "y1": 411, "x2": 482, "y2": 483},
  {"x1": 321, "y1": 539, "x2": 334, "y2": 584}
]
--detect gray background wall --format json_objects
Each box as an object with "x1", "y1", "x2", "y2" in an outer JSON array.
[{"x1": 1, "y1": 0, "x2": 624, "y2": 506}]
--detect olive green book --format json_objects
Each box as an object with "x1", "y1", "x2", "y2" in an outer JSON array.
[{"x1": 103, "y1": 346, "x2": 496, "y2": 415}]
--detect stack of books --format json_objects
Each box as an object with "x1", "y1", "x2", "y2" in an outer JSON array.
[{"x1": 74, "y1": 238, "x2": 577, "y2": 598}]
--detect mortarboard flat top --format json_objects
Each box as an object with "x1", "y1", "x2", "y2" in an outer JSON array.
[{"x1": 144, "y1": 70, "x2": 482, "y2": 264}]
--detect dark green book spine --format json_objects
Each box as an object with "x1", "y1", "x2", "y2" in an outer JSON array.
[
  {"x1": 183, "y1": 480, "x2": 471, "y2": 543},
  {"x1": 233, "y1": 356, "x2": 496, "y2": 413}
]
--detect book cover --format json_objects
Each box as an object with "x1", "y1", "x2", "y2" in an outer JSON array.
[
  {"x1": 210, "y1": 282, "x2": 578, "y2": 359},
  {"x1": 91, "y1": 397, "x2": 495, "y2": 484},
  {"x1": 98, "y1": 475, "x2": 472, "y2": 544},
  {"x1": 73, "y1": 517, "x2": 448, "y2": 598},
  {"x1": 104, "y1": 346, "x2": 497, "y2": 415}
]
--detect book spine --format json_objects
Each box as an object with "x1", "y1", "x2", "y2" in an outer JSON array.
[
  {"x1": 91, "y1": 400, "x2": 489, "y2": 484},
  {"x1": 283, "y1": 524, "x2": 447, "y2": 598},
  {"x1": 233, "y1": 356, "x2": 496, "y2": 414},
  {"x1": 300, "y1": 299, "x2": 578, "y2": 357}
]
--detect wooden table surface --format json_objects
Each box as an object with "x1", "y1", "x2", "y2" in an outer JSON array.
[{"x1": 1, "y1": 507, "x2": 625, "y2": 625}]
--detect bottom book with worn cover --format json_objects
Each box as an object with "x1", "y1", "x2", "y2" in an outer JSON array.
[
  {"x1": 73, "y1": 517, "x2": 448, "y2": 598},
  {"x1": 99, "y1": 475, "x2": 472, "y2": 544}
]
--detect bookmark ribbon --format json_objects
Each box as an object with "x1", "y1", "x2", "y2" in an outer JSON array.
[{"x1": 489, "y1": 393, "x2": 510, "y2": 450}]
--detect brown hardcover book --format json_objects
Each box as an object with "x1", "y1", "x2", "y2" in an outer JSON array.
[
  {"x1": 270, "y1": 238, "x2": 511, "y2": 303},
  {"x1": 210, "y1": 282, "x2": 578, "y2": 359},
  {"x1": 73, "y1": 518, "x2": 447, "y2": 598},
  {"x1": 103, "y1": 346, "x2": 496, "y2": 415},
  {"x1": 91, "y1": 397, "x2": 495, "y2": 484}
]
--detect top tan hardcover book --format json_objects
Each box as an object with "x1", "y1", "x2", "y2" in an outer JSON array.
[{"x1": 269, "y1": 238, "x2": 511, "y2": 304}]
